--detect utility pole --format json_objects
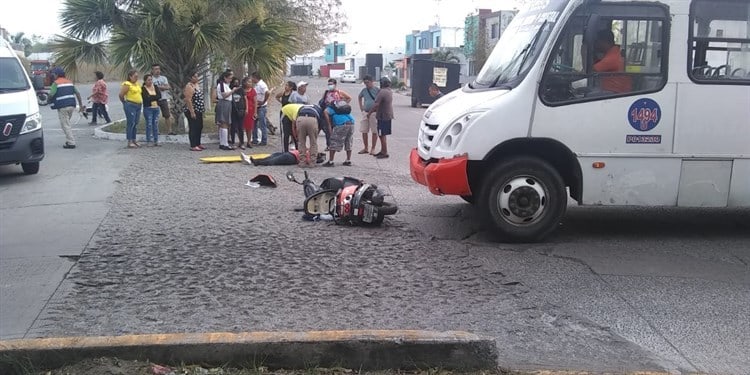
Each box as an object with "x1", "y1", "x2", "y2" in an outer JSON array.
[{"x1": 434, "y1": 0, "x2": 441, "y2": 26}]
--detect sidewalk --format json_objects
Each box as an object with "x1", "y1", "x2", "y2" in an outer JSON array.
[{"x1": 0, "y1": 330, "x2": 497, "y2": 373}]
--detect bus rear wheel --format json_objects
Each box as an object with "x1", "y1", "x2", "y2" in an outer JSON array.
[{"x1": 479, "y1": 156, "x2": 566, "y2": 242}]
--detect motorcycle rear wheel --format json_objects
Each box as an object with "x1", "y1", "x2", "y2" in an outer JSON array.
[{"x1": 366, "y1": 202, "x2": 397, "y2": 226}]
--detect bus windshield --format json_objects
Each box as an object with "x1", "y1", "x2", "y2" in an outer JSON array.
[{"x1": 475, "y1": 0, "x2": 567, "y2": 88}]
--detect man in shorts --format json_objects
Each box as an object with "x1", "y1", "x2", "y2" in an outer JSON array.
[
  {"x1": 151, "y1": 64, "x2": 174, "y2": 134},
  {"x1": 323, "y1": 101, "x2": 355, "y2": 167},
  {"x1": 366, "y1": 77, "x2": 394, "y2": 159},
  {"x1": 357, "y1": 75, "x2": 379, "y2": 155}
]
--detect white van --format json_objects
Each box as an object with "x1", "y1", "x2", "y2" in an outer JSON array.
[
  {"x1": 0, "y1": 39, "x2": 43, "y2": 174},
  {"x1": 410, "y1": 0, "x2": 750, "y2": 241}
]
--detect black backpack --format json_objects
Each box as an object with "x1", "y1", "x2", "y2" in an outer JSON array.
[{"x1": 232, "y1": 91, "x2": 246, "y2": 117}]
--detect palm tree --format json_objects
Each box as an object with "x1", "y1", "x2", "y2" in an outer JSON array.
[
  {"x1": 11, "y1": 32, "x2": 33, "y2": 57},
  {"x1": 432, "y1": 50, "x2": 461, "y2": 64},
  {"x1": 51, "y1": 0, "x2": 310, "y2": 122}
]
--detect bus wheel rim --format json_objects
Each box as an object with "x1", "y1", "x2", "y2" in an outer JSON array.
[{"x1": 497, "y1": 176, "x2": 547, "y2": 226}]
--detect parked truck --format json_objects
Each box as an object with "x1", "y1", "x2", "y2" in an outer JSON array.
[{"x1": 29, "y1": 59, "x2": 52, "y2": 105}]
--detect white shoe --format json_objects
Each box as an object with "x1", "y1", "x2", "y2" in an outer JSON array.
[{"x1": 240, "y1": 152, "x2": 252, "y2": 166}]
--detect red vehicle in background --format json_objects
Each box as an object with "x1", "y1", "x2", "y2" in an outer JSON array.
[{"x1": 30, "y1": 59, "x2": 52, "y2": 106}]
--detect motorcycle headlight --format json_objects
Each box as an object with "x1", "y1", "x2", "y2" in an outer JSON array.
[
  {"x1": 20, "y1": 113, "x2": 42, "y2": 134},
  {"x1": 434, "y1": 111, "x2": 486, "y2": 152}
]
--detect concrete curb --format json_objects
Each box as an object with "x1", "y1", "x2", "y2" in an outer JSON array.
[
  {"x1": 0, "y1": 330, "x2": 498, "y2": 371},
  {"x1": 93, "y1": 120, "x2": 217, "y2": 145}
]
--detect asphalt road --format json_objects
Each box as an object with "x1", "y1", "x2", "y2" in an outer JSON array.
[
  {"x1": 0, "y1": 77, "x2": 748, "y2": 374},
  {"x1": 0, "y1": 80, "x2": 130, "y2": 339}
]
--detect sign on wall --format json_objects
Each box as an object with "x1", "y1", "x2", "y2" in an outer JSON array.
[{"x1": 433, "y1": 67, "x2": 448, "y2": 86}]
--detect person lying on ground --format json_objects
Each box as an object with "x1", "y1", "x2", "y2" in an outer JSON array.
[{"x1": 243, "y1": 150, "x2": 300, "y2": 166}]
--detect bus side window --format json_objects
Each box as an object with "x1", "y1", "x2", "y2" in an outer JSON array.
[
  {"x1": 541, "y1": 4, "x2": 669, "y2": 105},
  {"x1": 689, "y1": 0, "x2": 750, "y2": 84},
  {"x1": 623, "y1": 19, "x2": 664, "y2": 91}
]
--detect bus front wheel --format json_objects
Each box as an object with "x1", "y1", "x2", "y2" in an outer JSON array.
[{"x1": 479, "y1": 157, "x2": 566, "y2": 242}]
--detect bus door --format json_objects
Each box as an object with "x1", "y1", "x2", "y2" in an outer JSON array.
[
  {"x1": 532, "y1": 2, "x2": 675, "y2": 206},
  {"x1": 678, "y1": 0, "x2": 750, "y2": 207}
]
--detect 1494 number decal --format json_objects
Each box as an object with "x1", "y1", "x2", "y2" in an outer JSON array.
[{"x1": 628, "y1": 98, "x2": 661, "y2": 132}]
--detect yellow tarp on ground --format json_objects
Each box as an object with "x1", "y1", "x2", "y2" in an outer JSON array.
[{"x1": 200, "y1": 154, "x2": 271, "y2": 163}]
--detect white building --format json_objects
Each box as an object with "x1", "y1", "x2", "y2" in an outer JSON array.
[{"x1": 405, "y1": 25, "x2": 466, "y2": 55}]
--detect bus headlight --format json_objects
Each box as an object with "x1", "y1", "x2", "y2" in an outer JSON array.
[
  {"x1": 20, "y1": 113, "x2": 42, "y2": 134},
  {"x1": 434, "y1": 111, "x2": 485, "y2": 152}
]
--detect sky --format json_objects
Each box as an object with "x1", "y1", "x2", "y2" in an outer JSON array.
[
  {"x1": 336, "y1": 0, "x2": 521, "y2": 51},
  {"x1": 0, "y1": 0, "x2": 520, "y2": 51}
]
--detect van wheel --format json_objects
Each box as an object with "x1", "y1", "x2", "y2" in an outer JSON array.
[
  {"x1": 479, "y1": 157, "x2": 566, "y2": 242},
  {"x1": 22, "y1": 162, "x2": 40, "y2": 175}
]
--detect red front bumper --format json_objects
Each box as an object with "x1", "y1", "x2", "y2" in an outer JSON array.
[{"x1": 409, "y1": 148, "x2": 471, "y2": 196}]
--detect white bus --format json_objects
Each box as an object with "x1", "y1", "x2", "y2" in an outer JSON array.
[{"x1": 410, "y1": 0, "x2": 750, "y2": 242}]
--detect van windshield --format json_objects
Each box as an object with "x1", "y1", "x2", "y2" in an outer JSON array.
[
  {"x1": 474, "y1": 0, "x2": 567, "y2": 88},
  {"x1": 0, "y1": 58, "x2": 31, "y2": 92}
]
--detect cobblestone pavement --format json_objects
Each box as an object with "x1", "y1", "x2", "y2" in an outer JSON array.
[{"x1": 26, "y1": 137, "x2": 669, "y2": 372}]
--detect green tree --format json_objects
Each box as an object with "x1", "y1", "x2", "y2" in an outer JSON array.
[
  {"x1": 264, "y1": 0, "x2": 347, "y2": 54},
  {"x1": 472, "y1": 24, "x2": 491, "y2": 74},
  {"x1": 11, "y1": 32, "x2": 33, "y2": 57},
  {"x1": 52, "y1": 0, "x2": 343, "y2": 120},
  {"x1": 432, "y1": 49, "x2": 461, "y2": 64}
]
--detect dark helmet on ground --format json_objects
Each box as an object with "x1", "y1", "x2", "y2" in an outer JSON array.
[
  {"x1": 379, "y1": 76, "x2": 391, "y2": 87},
  {"x1": 249, "y1": 174, "x2": 277, "y2": 188}
]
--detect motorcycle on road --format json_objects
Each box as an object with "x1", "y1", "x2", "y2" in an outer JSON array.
[{"x1": 286, "y1": 171, "x2": 398, "y2": 226}]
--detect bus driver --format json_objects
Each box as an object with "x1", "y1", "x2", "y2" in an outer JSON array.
[{"x1": 591, "y1": 29, "x2": 632, "y2": 93}]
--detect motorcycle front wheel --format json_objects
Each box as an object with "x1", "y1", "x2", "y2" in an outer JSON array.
[{"x1": 37, "y1": 93, "x2": 49, "y2": 106}]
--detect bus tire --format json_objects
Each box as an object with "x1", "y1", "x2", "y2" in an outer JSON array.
[
  {"x1": 21, "y1": 162, "x2": 40, "y2": 175},
  {"x1": 479, "y1": 156, "x2": 566, "y2": 242}
]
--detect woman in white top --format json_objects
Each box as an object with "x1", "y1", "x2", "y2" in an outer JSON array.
[{"x1": 215, "y1": 71, "x2": 240, "y2": 150}]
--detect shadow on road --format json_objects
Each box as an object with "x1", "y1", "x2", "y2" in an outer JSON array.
[
  {"x1": 412, "y1": 202, "x2": 750, "y2": 243},
  {"x1": 557, "y1": 206, "x2": 750, "y2": 240}
]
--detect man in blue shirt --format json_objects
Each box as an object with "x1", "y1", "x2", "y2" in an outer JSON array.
[{"x1": 48, "y1": 67, "x2": 85, "y2": 149}]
